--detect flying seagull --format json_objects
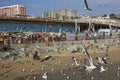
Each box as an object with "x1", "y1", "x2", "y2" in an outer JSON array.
[
  {"x1": 83, "y1": 46, "x2": 96, "y2": 72},
  {"x1": 84, "y1": 0, "x2": 92, "y2": 11}
]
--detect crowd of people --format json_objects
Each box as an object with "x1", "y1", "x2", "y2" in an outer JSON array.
[
  {"x1": 0, "y1": 31, "x2": 119, "y2": 47},
  {"x1": 0, "y1": 32, "x2": 66, "y2": 46}
]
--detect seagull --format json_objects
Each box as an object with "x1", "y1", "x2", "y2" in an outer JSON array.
[
  {"x1": 81, "y1": 46, "x2": 86, "y2": 54},
  {"x1": 71, "y1": 57, "x2": 80, "y2": 66},
  {"x1": 84, "y1": 46, "x2": 96, "y2": 72},
  {"x1": 66, "y1": 75, "x2": 70, "y2": 79},
  {"x1": 117, "y1": 72, "x2": 119, "y2": 76},
  {"x1": 73, "y1": 72, "x2": 76, "y2": 75},
  {"x1": 42, "y1": 72, "x2": 48, "y2": 80},
  {"x1": 59, "y1": 61, "x2": 62, "y2": 64},
  {"x1": 28, "y1": 76, "x2": 31, "y2": 79},
  {"x1": 118, "y1": 67, "x2": 120, "y2": 70},
  {"x1": 33, "y1": 76, "x2": 37, "y2": 80},
  {"x1": 84, "y1": 0, "x2": 92, "y2": 11},
  {"x1": 96, "y1": 57, "x2": 107, "y2": 65},
  {"x1": 30, "y1": 69, "x2": 34, "y2": 73},
  {"x1": 117, "y1": 67, "x2": 120, "y2": 76},
  {"x1": 22, "y1": 68, "x2": 26, "y2": 72},
  {"x1": 100, "y1": 66, "x2": 106, "y2": 73},
  {"x1": 74, "y1": 60, "x2": 80, "y2": 66},
  {"x1": 91, "y1": 76, "x2": 94, "y2": 80}
]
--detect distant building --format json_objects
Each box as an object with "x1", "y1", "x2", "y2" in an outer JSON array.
[
  {"x1": 41, "y1": 12, "x2": 49, "y2": 18},
  {"x1": 0, "y1": 5, "x2": 26, "y2": 17},
  {"x1": 67, "y1": 10, "x2": 79, "y2": 19},
  {"x1": 59, "y1": 8, "x2": 79, "y2": 20},
  {"x1": 59, "y1": 8, "x2": 68, "y2": 20},
  {"x1": 97, "y1": 15, "x2": 110, "y2": 19},
  {"x1": 48, "y1": 12, "x2": 59, "y2": 19},
  {"x1": 41, "y1": 8, "x2": 79, "y2": 20}
]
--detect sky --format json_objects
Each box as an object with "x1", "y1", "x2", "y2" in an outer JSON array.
[{"x1": 0, "y1": 0, "x2": 120, "y2": 16}]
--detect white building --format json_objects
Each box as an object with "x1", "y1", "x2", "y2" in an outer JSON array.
[
  {"x1": 59, "y1": 8, "x2": 68, "y2": 20},
  {"x1": 48, "y1": 12, "x2": 59, "y2": 19},
  {"x1": 41, "y1": 12, "x2": 49, "y2": 18},
  {"x1": 67, "y1": 10, "x2": 79, "y2": 18}
]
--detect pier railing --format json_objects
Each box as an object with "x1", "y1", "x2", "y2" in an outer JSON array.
[
  {"x1": 74, "y1": 18, "x2": 120, "y2": 27},
  {"x1": 0, "y1": 17, "x2": 120, "y2": 27}
]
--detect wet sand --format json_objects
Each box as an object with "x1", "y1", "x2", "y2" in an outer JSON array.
[{"x1": 0, "y1": 45, "x2": 120, "y2": 80}]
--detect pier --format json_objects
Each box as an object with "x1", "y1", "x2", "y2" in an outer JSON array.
[{"x1": 0, "y1": 17, "x2": 120, "y2": 32}]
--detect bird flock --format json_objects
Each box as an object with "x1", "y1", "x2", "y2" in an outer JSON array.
[{"x1": 0, "y1": 39, "x2": 120, "y2": 80}]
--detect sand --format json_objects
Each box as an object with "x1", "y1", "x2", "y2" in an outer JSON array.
[{"x1": 0, "y1": 45, "x2": 120, "y2": 80}]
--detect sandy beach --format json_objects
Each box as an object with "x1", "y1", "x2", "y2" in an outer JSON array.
[{"x1": 0, "y1": 40, "x2": 120, "y2": 80}]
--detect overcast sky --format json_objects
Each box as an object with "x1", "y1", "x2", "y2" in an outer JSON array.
[{"x1": 0, "y1": 0, "x2": 120, "y2": 16}]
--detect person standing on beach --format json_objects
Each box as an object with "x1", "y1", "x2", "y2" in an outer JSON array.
[
  {"x1": 0, "y1": 35, "x2": 3, "y2": 44},
  {"x1": 110, "y1": 31, "x2": 112, "y2": 39},
  {"x1": 93, "y1": 32, "x2": 98, "y2": 43}
]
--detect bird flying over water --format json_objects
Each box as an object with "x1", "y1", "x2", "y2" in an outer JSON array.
[{"x1": 84, "y1": 0, "x2": 92, "y2": 11}]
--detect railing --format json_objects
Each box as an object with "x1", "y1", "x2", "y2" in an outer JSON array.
[
  {"x1": 75, "y1": 18, "x2": 120, "y2": 27},
  {"x1": 0, "y1": 17, "x2": 120, "y2": 27}
]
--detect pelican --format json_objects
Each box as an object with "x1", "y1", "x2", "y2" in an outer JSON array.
[{"x1": 84, "y1": 0, "x2": 92, "y2": 11}]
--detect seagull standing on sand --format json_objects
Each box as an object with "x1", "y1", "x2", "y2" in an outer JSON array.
[
  {"x1": 71, "y1": 57, "x2": 80, "y2": 66},
  {"x1": 100, "y1": 66, "x2": 106, "y2": 73},
  {"x1": 96, "y1": 57, "x2": 107, "y2": 65},
  {"x1": 22, "y1": 68, "x2": 26, "y2": 72},
  {"x1": 117, "y1": 67, "x2": 120, "y2": 76},
  {"x1": 42, "y1": 72, "x2": 48, "y2": 80}
]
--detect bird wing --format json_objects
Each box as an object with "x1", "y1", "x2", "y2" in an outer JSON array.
[
  {"x1": 84, "y1": 0, "x2": 92, "y2": 11},
  {"x1": 84, "y1": 0, "x2": 89, "y2": 9},
  {"x1": 84, "y1": 47, "x2": 94, "y2": 66}
]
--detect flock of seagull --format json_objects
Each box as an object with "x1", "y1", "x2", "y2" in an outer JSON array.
[{"x1": 0, "y1": 39, "x2": 120, "y2": 80}]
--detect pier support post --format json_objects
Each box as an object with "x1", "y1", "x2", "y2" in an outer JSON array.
[
  {"x1": 88, "y1": 22, "x2": 95, "y2": 32},
  {"x1": 75, "y1": 20, "x2": 78, "y2": 40}
]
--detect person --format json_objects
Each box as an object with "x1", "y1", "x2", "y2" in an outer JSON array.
[
  {"x1": 109, "y1": 32, "x2": 112, "y2": 39},
  {"x1": 85, "y1": 32, "x2": 88, "y2": 40},
  {"x1": 0, "y1": 36, "x2": 3, "y2": 44},
  {"x1": 93, "y1": 32, "x2": 98, "y2": 43},
  {"x1": 103, "y1": 32, "x2": 105, "y2": 39}
]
